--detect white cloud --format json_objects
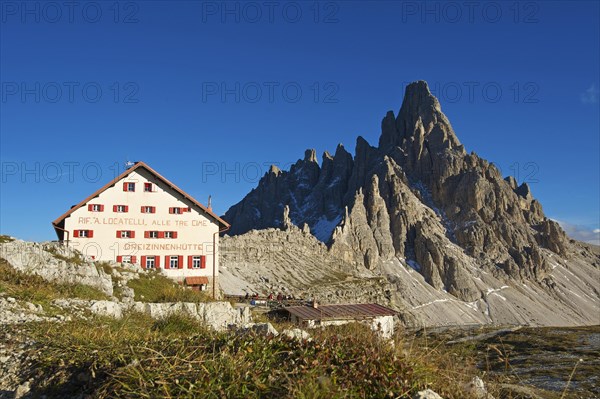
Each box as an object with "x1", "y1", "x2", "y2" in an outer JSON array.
[
  {"x1": 555, "y1": 220, "x2": 600, "y2": 246},
  {"x1": 580, "y1": 84, "x2": 599, "y2": 104}
]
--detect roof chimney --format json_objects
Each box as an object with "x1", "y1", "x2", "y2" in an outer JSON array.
[
  {"x1": 207, "y1": 195, "x2": 212, "y2": 211},
  {"x1": 312, "y1": 299, "x2": 318, "y2": 309}
]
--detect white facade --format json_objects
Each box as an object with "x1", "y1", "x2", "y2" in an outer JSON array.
[
  {"x1": 290, "y1": 314, "x2": 395, "y2": 339},
  {"x1": 53, "y1": 162, "x2": 229, "y2": 287}
]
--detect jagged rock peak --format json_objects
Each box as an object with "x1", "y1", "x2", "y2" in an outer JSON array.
[
  {"x1": 378, "y1": 80, "x2": 463, "y2": 158},
  {"x1": 331, "y1": 143, "x2": 349, "y2": 162},
  {"x1": 403, "y1": 80, "x2": 440, "y2": 111},
  {"x1": 268, "y1": 165, "x2": 282, "y2": 176},
  {"x1": 304, "y1": 149, "x2": 318, "y2": 163},
  {"x1": 322, "y1": 150, "x2": 333, "y2": 161},
  {"x1": 282, "y1": 205, "x2": 293, "y2": 230}
]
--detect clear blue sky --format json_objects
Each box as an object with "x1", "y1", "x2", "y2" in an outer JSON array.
[{"x1": 1, "y1": 1, "x2": 599, "y2": 243}]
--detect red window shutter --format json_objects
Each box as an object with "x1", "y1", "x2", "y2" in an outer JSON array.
[
  {"x1": 151, "y1": 207, "x2": 156, "y2": 213},
  {"x1": 188, "y1": 256, "x2": 193, "y2": 269},
  {"x1": 88, "y1": 204, "x2": 93, "y2": 211},
  {"x1": 187, "y1": 207, "x2": 191, "y2": 212},
  {"x1": 131, "y1": 256, "x2": 137, "y2": 264},
  {"x1": 113, "y1": 205, "x2": 118, "y2": 212},
  {"x1": 116, "y1": 230, "x2": 121, "y2": 238},
  {"x1": 155, "y1": 256, "x2": 160, "y2": 269},
  {"x1": 88, "y1": 230, "x2": 94, "y2": 238},
  {"x1": 117, "y1": 255, "x2": 122, "y2": 262},
  {"x1": 141, "y1": 206, "x2": 145, "y2": 213},
  {"x1": 124, "y1": 206, "x2": 129, "y2": 213},
  {"x1": 141, "y1": 256, "x2": 147, "y2": 269},
  {"x1": 73, "y1": 230, "x2": 79, "y2": 238},
  {"x1": 99, "y1": 205, "x2": 104, "y2": 211},
  {"x1": 158, "y1": 231, "x2": 165, "y2": 238},
  {"x1": 201, "y1": 255, "x2": 206, "y2": 269},
  {"x1": 165, "y1": 256, "x2": 170, "y2": 269},
  {"x1": 178, "y1": 255, "x2": 183, "y2": 269},
  {"x1": 130, "y1": 231, "x2": 135, "y2": 238},
  {"x1": 123, "y1": 182, "x2": 128, "y2": 191},
  {"x1": 169, "y1": 207, "x2": 174, "y2": 214},
  {"x1": 172, "y1": 231, "x2": 178, "y2": 239},
  {"x1": 144, "y1": 231, "x2": 149, "y2": 238}
]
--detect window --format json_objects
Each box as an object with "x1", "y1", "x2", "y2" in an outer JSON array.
[
  {"x1": 123, "y1": 182, "x2": 135, "y2": 192},
  {"x1": 169, "y1": 207, "x2": 182, "y2": 214},
  {"x1": 114, "y1": 205, "x2": 128, "y2": 213},
  {"x1": 164, "y1": 231, "x2": 178, "y2": 239},
  {"x1": 188, "y1": 255, "x2": 206, "y2": 269},
  {"x1": 193, "y1": 256, "x2": 201, "y2": 268},
  {"x1": 141, "y1": 255, "x2": 160, "y2": 269},
  {"x1": 141, "y1": 206, "x2": 156, "y2": 214},
  {"x1": 169, "y1": 256, "x2": 179, "y2": 269},
  {"x1": 117, "y1": 255, "x2": 137, "y2": 264},
  {"x1": 74, "y1": 229, "x2": 93, "y2": 238},
  {"x1": 144, "y1": 183, "x2": 153, "y2": 192},
  {"x1": 145, "y1": 231, "x2": 159, "y2": 239},
  {"x1": 117, "y1": 230, "x2": 135, "y2": 239},
  {"x1": 145, "y1": 256, "x2": 155, "y2": 269},
  {"x1": 88, "y1": 204, "x2": 104, "y2": 212}
]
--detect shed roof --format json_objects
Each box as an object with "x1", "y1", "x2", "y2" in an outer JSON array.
[
  {"x1": 284, "y1": 303, "x2": 396, "y2": 321},
  {"x1": 184, "y1": 276, "x2": 209, "y2": 286}
]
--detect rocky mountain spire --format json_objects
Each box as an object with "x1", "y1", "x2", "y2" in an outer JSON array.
[{"x1": 223, "y1": 80, "x2": 571, "y2": 293}]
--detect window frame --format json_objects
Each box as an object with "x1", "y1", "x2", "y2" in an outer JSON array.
[
  {"x1": 146, "y1": 256, "x2": 155, "y2": 269},
  {"x1": 149, "y1": 231, "x2": 158, "y2": 239},
  {"x1": 125, "y1": 182, "x2": 135, "y2": 192},
  {"x1": 169, "y1": 255, "x2": 179, "y2": 269},
  {"x1": 192, "y1": 256, "x2": 202, "y2": 269},
  {"x1": 144, "y1": 182, "x2": 153, "y2": 192},
  {"x1": 92, "y1": 204, "x2": 102, "y2": 212},
  {"x1": 120, "y1": 230, "x2": 132, "y2": 238}
]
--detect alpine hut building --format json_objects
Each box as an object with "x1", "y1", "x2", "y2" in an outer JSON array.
[{"x1": 52, "y1": 161, "x2": 230, "y2": 293}]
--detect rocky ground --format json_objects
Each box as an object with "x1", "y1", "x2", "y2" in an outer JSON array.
[{"x1": 220, "y1": 224, "x2": 600, "y2": 328}]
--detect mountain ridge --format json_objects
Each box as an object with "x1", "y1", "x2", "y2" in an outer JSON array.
[{"x1": 220, "y1": 80, "x2": 599, "y2": 326}]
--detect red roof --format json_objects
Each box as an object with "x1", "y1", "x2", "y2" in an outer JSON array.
[
  {"x1": 284, "y1": 303, "x2": 396, "y2": 321},
  {"x1": 52, "y1": 161, "x2": 230, "y2": 234},
  {"x1": 184, "y1": 276, "x2": 209, "y2": 286}
]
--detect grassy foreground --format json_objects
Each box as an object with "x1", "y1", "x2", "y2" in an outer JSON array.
[{"x1": 10, "y1": 313, "x2": 480, "y2": 399}]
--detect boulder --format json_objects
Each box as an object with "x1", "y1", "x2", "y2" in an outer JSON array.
[
  {"x1": 281, "y1": 328, "x2": 311, "y2": 341},
  {"x1": 413, "y1": 389, "x2": 444, "y2": 399},
  {"x1": 241, "y1": 322, "x2": 279, "y2": 336},
  {"x1": 90, "y1": 300, "x2": 123, "y2": 319}
]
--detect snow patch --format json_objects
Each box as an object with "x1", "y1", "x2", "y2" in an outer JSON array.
[
  {"x1": 311, "y1": 215, "x2": 342, "y2": 242},
  {"x1": 411, "y1": 299, "x2": 449, "y2": 310},
  {"x1": 406, "y1": 260, "x2": 422, "y2": 272}
]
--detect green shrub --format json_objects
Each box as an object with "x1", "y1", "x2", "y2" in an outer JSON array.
[
  {"x1": 127, "y1": 271, "x2": 209, "y2": 303},
  {"x1": 0, "y1": 235, "x2": 15, "y2": 243}
]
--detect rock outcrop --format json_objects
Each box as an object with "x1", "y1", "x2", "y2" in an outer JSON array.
[
  {"x1": 0, "y1": 239, "x2": 114, "y2": 296},
  {"x1": 221, "y1": 81, "x2": 600, "y2": 327}
]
